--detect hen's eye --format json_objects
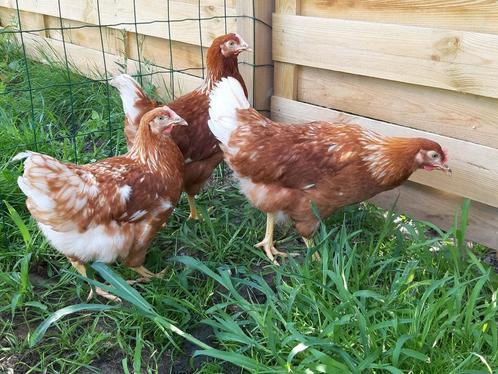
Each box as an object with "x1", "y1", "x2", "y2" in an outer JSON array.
[
  {"x1": 158, "y1": 116, "x2": 165, "y2": 121},
  {"x1": 428, "y1": 151, "x2": 439, "y2": 159},
  {"x1": 228, "y1": 40, "x2": 236, "y2": 47}
]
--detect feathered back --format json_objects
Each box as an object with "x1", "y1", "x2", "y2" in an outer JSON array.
[{"x1": 208, "y1": 77, "x2": 250, "y2": 145}]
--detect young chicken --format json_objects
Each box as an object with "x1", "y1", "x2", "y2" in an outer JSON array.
[
  {"x1": 14, "y1": 106, "x2": 187, "y2": 300},
  {"x1": 208, "y1": 78, "x2": 451, "y2": 264},
  {"x1": 111, "y1": 33, "x2": 250, "y2": 220}
]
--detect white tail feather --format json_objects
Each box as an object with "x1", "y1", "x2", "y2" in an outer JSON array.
[
  {"x1": 13, "y1": 152, "x2": 57, "y2": 211},
  {"x1": 110, "y1": 74, "x2": 147, "y2": 125},
  {"x1": 11, "y1": 151, "x2": 33, "y2": 162},
  {"x1": 208, "y1": 77, "x2": 250, "y2": 146}
]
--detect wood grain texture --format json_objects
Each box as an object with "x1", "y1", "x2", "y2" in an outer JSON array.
[
  {"x1": 274, "y1": 62, "x2": 298, "y2": 99},
  {"x1": 0, "y1": 7, "x2": 46, "y2": 36},
  {"x1": 45, "y1": 16, "x2": 124, "y2": 56},
  {"x1": 271, "y1": 96, "x2": 498, "y2": 208},
  {"x1": 14, "y1": 30, "x2": 202, "y2": 98},
  {"x1": 127, "y1": 33, "x2": 206, "y2": 78},
  {"x1": 0, "y1": 2, "x2": 273, "y2": 109},
  {"x1": 276, "y1": 0, "x2": 301, "y2": 14},
  {"x1": 236, "y1": 0, "x2": 256, "y2": 105},
  {"x1": 371, "y1": 181, "x2": 498, "y2": 251},
  {"x1": 301, "y1": 0, "x2": 498, "y2": 34},
  {"x1": 273, "y1": 14, "x2": 498, "y2": 99},
  {"x1": 253, "y1": 0, "x2": 274, "y2": 111},
  {"x1": 177, "y1": 0, "x2": 236, "y2": 7},
  {"x1": 274, "y1": 0, "x2": 300, "y2": 101},
  {"x1": 298, "y1": 67, "x2": 498, "y2": 148},
  {"x1": 0, "y1": 0, "x2": 236, "y2": 46}
]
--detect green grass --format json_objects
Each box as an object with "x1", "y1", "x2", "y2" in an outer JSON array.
[{"x1": 0, "y1": 34, "x2": 497, "y2": 373}]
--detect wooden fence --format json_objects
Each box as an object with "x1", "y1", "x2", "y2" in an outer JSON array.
[
  {"x1": 272, "y1": 0, "x2": 498, "y2": 251},
  {"x1": 0, "y1": 0, "x2": 273, "y2": 111}
]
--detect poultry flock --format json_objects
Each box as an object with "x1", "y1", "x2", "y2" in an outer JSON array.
[{"x1": 14, "y1": 33, "x2": 451, "y2": 300}]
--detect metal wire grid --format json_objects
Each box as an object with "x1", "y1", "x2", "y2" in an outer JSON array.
[{"x1": 0, "y1": 0, "x2": 272, "y2": 242}]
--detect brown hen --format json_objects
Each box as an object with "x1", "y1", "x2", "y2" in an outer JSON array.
[
  {"x1": 208, "y1": 78, "x2": 451, "y2": 264},
  {"x1": 111, "y1": 33, "x2": 249, "y2": 220},
  {"x1": 14, "y1": 106, "x2": 186, "y2": 300}
]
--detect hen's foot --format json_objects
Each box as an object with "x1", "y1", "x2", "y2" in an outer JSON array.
[
  {"x1": 255, "y1": 239, "x2": 298, "y2": 265},
  {"x1": 302, "y1": 237, "x2": 321, "y2": 261},
  {"x1": 254, "y1": 239, "x2": 279, "y2": 265},
  {"x1": 127, "y1": 266, "x2": 167, "y2": 284},
  {"x1": 68, "y1": 258, "x2": 122, "y2": 303},
  {"x1": 87, "y1": 287, "x2": 122, "y2": 303}
]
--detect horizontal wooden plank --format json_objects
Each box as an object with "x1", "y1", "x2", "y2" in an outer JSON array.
[
  {"x1": 45, "y1": 16, "x2": 124, "y2": 57},
  {"x1": 300, "y1": 0, "x2": 498, "y2": 35},
  {"x1": 298, "y1": 67, "x2": 498, "y2": 148},
  {"x1": 178, "y1": 0, "x2": 236, "y2": 7},
  {"x1": 127, "y1": 33, "x2": 206, "y2": 78},
  {"x1": 371, "y1": 181, "x2": 498, "y2": 251},
  {"x1": 37, "y1": 15, "x2": 208, "y2": 80},
  {"x1": 13, "y1": 30, "x2": 202, "y2": 99},
  {"x1": 271, "y1": 96, "x2": 498, "y2": 208},
  {"x1": 0, "y1": 0, "x2": 237, "y2": 46},
  {"x1": 0, "y1": 6, "x2": 46, "y2": 36},
  {"x1": 273, "y1": 14, "x2": 498, "y2": 99}
]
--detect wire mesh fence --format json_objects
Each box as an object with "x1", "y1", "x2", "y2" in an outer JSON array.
[{"x1": 0, "y1": 0, "x2": 273, "y2": 244}]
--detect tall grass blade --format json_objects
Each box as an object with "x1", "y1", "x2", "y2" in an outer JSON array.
[
  {"x1": 4, "y1": 200, "x2": 31, "y2": 247},
  {"x1": 29, "y1": 304, "x2": 114, "y2": 347}
]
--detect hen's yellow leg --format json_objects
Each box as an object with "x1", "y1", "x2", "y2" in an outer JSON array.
[
  {"x1": 303, "y1": 237, "x2": 321, "y2": 261},
  {"x1": 68, "y1": 259, "x2": 121, "y2": 302},
  {"x1": 255, "y1": 213, "x2": 293, "y2": 265},
  {"x1": 187, "y1": 195, "x2": 199, "y2": 221}
]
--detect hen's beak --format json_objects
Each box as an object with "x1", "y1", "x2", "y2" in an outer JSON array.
[
  {"x1": 171, "y1": 117, "x2": 188, "y2": 127},
  {"x1": 439, "y1": 163, "x2": 452, "y2": 176},
  {"x1": 237, "y1": 42, "x2": 252, "y2": 53}
]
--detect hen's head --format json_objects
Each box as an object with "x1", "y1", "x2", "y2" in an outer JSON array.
[
  {"x1": 141, "y1": 106, "x2": 187, "y2": 136},
  {"x1": 208, "y1": 33, "x2": 250, "y2": 63},
  {"x1": 218, "y1": 33, "x2": 250, "y2": 57},
  {"x1": 414, "y1": 139, "x2": 451, "y2": 175}
]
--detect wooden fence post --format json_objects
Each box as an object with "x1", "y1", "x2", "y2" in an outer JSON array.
[
  {"x1": 236, "y1": 0, "x2": 274, "y2": 113},
  {"x1": 274, "y1": 0, "x2": 300, "y2": 101}
]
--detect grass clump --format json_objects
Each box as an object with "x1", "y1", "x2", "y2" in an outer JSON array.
[{"x1": 0, "y1": 34, "x2": 497, "y2": 373}]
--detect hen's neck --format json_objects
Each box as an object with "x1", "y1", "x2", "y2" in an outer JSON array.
[
  {"x1": 127, "y1": 127, "x2": 173, "y2": 171},
  {"x1": 197, "y1": 55, "x2": 245, "y2": 94},
  {"x1": 361, "y1": 137, "x2": 420, "y2": 186}
]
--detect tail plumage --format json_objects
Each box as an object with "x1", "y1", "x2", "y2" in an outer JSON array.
[
  {"x1": 13, "y1": 151, "x2": 59, "y2": 213},
  {"x1": 208, "y1": 77, "x2": 250, "y2": 146},
  {"x1": 110, "y1": 74, "x2": 152, "y2": 126}
]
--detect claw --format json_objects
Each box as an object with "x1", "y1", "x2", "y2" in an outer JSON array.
[
  {"x1": 128, "y1": 265, "x2": 167, "y2": 282},
  {"x1": 303, "y1": 237, "x2": 321, "y2": 261},
  {"x1": 255, "y1": 239, "x2": 279, "y2": 265},
  {"x1": 87, "y1": 286, "x2": 122, "y2": 303}
]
